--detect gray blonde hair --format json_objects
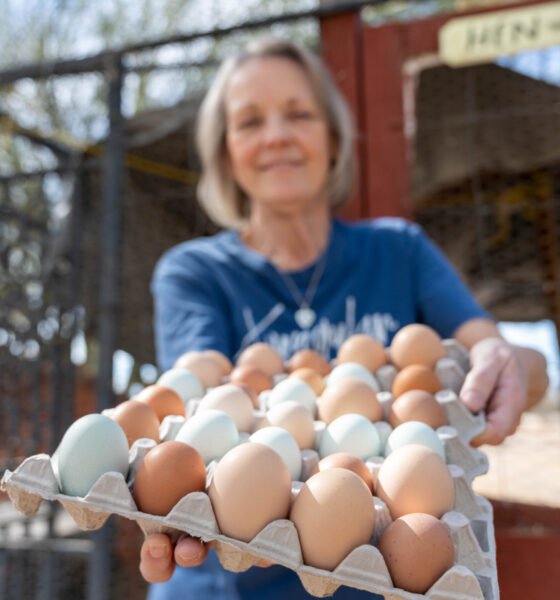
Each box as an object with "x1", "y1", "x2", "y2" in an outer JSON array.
[{"x1": 196, "y1": 38, "x2": 356, "y2": 229}]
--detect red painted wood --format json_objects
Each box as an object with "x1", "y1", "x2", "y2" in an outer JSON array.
[
  {"x1": 320, "y1": 12, "x2": 365, "y2": 222},
  {"x1": 361, "y1": 24, "x2": 411, "y2": 218}
]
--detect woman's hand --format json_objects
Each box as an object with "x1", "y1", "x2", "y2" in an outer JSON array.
[
  {"x1": 460, "y1": 337, "x2": 528, "y2": 446},
  {"x1": 140, "y1": 534, "x2": 211, "y2": 583},
  {"x1": 139, "y1": 533, "x2": 273, "y2": 583}
]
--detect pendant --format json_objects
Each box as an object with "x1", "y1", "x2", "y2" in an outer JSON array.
[{"x1": 295, "y1": 306, "x2": 316, "y2": 329}]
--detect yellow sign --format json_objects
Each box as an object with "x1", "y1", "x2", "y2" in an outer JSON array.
[{"x1": 439, "y1": 1, "x2": 560, "y2": 66}]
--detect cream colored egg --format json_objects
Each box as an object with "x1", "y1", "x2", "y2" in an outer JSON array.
[
  {"x1": 318, "y1": 378, "x2": 382, "y2": 425},
  {"x1": 208, "y1": 442, "x2": 292, "y2": 542},
  {"x1": 290, "y1": 468, "x2": 376, "y2": 570},
  {"x1": 174, "y1": 352, "x2": 224, "y2": 388},
  {"x1": 197, "y1": 384, "x2": 254, "y2": 432},
  {"x1": 266, "y1": 401, "x2": 315, "y2": 449},
  {"x1": 376, "y1": 444, "x2": 454, "y2": 519}
]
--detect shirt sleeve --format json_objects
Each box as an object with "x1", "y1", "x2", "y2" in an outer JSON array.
[
  {"x1": 150, "y1": 248, "x2": 233, "y2": 370},
  {"x1": 410, "y1": 223, "x2": 491, "y2": 338}
]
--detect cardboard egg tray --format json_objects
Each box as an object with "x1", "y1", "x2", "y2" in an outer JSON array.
[
  {"x1": 0, "y1": 339, "x2": 499, "y2": 598},
  {"x1": 1, "y1": 443, "x2": 496, "y2": 600}
]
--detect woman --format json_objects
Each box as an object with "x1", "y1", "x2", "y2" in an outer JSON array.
[{"x1": 140, "y1": 38, "x2": 548, "y2": 598}]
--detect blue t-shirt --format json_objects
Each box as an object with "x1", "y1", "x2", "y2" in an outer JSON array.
[
  {"x1": 148, "y1": 217, "x2": 488, "y2": 600},
  {"x1": 152, "y1": 217, "x2": 487, "y2": 369}
]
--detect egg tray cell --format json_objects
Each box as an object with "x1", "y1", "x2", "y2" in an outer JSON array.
[{"x1": 1, "y1": 443, "x2": 497, "y2": 600}]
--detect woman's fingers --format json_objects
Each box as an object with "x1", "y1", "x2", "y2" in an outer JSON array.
[
  {"x1": 139, "y1": 534, "x2": 210, "y2": 583},
  {"x1": 461, "y1": 338, "x2": 527, "y2": 446},
  {"x1": 174, "y1": 536, "x2": 211, "y2": 568},
  {"x1": 460, "y1": 339, "x2": 510, "y2": 413},
  {"x1": 139, "y1": 533, "x2": 175, "y2": 583}
]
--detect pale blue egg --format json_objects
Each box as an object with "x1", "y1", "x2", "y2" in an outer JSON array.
[
  {"x1": 55, "y1": 413, "x2": 130, "y2": 497},
  {"x1": 327, "y1": 363, "x2": 380, "y2": 391},
  {"x1": 385, "y1": 421, "x2": 446, "y2": 461},
  {"x1": 319, "y1": 413, "x2": 381, "y2": 460}
]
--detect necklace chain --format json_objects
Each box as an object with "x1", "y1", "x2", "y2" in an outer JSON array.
[{"x1": 276, "y1": 248, "x2": 328, "y2": 329}]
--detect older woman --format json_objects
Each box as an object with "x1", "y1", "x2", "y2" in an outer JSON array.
[{"x1": 140, "y1": 38, "x2": 548, "y2": 599}]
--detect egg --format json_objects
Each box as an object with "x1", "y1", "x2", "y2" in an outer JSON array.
[
  {"x1": 133, "y1": 440, "x2": 206, "y2": 515},
  {"x1": 337, "y1": 334, "x2": 387, "y2": 373},
  {"x1": 379, "y1": 513, "x2": 455, "y2": 593},
  {"x1": 318, "y1": 452, "x2": 373, "y2": 492},
  {"x1": 174, "y1": 351, "x2": 224, "y2": 388},
  {"x1": 319, "y1": 414, "x2": 381, "y2": 460},
  {"x1": 327, "y1": 362, "x2": 379, "y2": 391},
  {"x1": 175, "y1": 409, "x2": 239, "y2": 464},
  {"x1": 267, "y1": 378, "x2": 317, "y2": 416},
  {"x1": 388, "y1": 389, "x2": 447, "y2": 429},
  {"x1": 266, "y1": 401, "x2": 315, "y2": 449},
  {"x1": 287, "y1": 349, "x2": 331, "y2": 376},
  {"x1": 390, "y1": 324, "x2": 446, "y2": 369},
  {"x1": 318, "y1": 378, "x2": 382, "y2": 425},
  {"x1": 391, "y1": 364, "x2": 442, "y2": 397},
  {"x1": 208, "y1": 442, "x2": 292, "y2": 542},
  {"x1": 197, "y1": 384, "x2": 254, "y2": 432},
  {"x1": 249, "y1": 426, "x2": 302, "y2": 480},
  {"x1": 55, "y1": 414, "x2": 129, "y2": 497},
  {"x1": 229, "y1": 364, "x2": 273, "y2": 395},
  {"x1": 289, "y1": 367, "x2": 325, "y2": 396},
  {"x1": 157, "y1": 368, "x2": 205, "y2": 403},
  {"x1": 236, "y1": 343, "x2": 284, "y2": 377},
  {"x1": 290, "y1": 468, "x2": 376, "y2": 570},
  {"x1": 385, "y1": 421, "x2": 446, "y2": 461},
  {"x1": 111, "y1": 399, "x2": 160, "y2": 446},
  {"x1": 203, "y1": 349, "x2": 233, "y2": 375},
  {"x1": 135, "y1": 384, "x2": 185, "y2": 421},
  {"x1": 235, "y1": 383, "x2": 260, "y2": 409},
  {"x1": 376, "y1": 444, "x2": 454, "y2": 519}
]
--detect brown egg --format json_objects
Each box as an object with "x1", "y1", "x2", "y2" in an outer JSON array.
[
  {"x1": 288, "y1": 349, "x2": 331, "y2": 376},
  {"x1": 318, "y1": 378, "x2": 383, "y2": 425},
  {"x1": 376, "y1": 444, "x2": 455, "y2": 519},
  {"x1": 174, "y1": 352, "x2": 224, "y2": 388},
  {"x1": 290, "y1": 468, "x2": 376, "y2": 570},
  {"x1": 198, "y1": 384, "x2": 254, "y2": 432},
  {"x1": 289, "y1": 367, "x2": 325, "y2": 396},
  {"x1": 266, "y1": 401, "x2": 315, "y2": 449},
  {"x1": 389, "y1": 390, "x2": 448, "y2": 429},
  {"x1": 379, "y1": 513, "x2": 455, "y2": 593},
  {"x1": 133, "y1": 440, "x2": 206, "y2": 516},
  {"x1": 390, "y1": 324, "x2": 446, "y2": 369},
  {"x1": 111, "y1": 399, "x2": 160, "y2": 446},
  {"x1": 392, "y1": 364, "x2": 442, "y2": 397},
  {"x1": 229, "y1": 364, "x2": 273, "y2": 395},
  {"x1": 204, "y1": 350, "x2": 233, "y2": 375},
  {"x1": 236, "y1": 343, "x2": 284, "y2": 377},
  {"x1": 135, "y1": 385, "x2": 185, "y2": 421},
  {"x1": 318, "y1": 452, "x2": 373, "y2": 492},
  {"x1": 208, "y1": 442, "x2": 292, "y2": 542},
  {"x1": 337, "y1": 334, "x2": 387, "y2": 373}
]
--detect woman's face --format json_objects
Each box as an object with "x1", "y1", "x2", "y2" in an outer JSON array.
[{"x1": 224, "y1": 56, "x2": 333, "y2": 214}]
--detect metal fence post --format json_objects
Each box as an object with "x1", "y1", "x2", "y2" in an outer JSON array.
[{"x1": 87, "y1": 52, "x2": 125, "y2": 600}]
